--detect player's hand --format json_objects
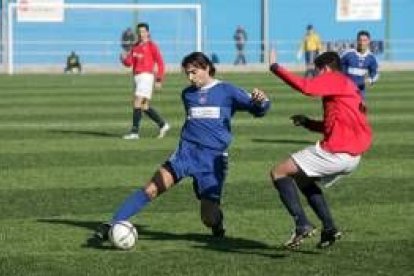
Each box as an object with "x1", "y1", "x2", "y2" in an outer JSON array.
[
  {"x1": 154, "y1": 81, "x2": 162, "y2": 90},
  {"x1": 290, "y1": 114, "x2": 309, "y2": 126},
  {"x1": 251, "y1": 88, "x2": 268, "y2": 104}
]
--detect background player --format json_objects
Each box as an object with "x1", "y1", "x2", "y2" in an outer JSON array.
[
  {"x1": 341, "y1": 30, "x2": 379, "y2": 101},
  {"x1": 64, "y1": 51, "x2": 82, "y2": 73},
  {"x1": 92, "y1": 52, "x2": 270, "y2": 242},
  {"x1": 269, "y1": 51, "x2": 372, "y2": 249},
  {"x1": 121, "y1": 22, "x2": 170, "y2": 139}
]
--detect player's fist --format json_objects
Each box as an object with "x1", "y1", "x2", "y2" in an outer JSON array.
[
  {"x1": 251, "y1": 88, "x2": 268, "y2": 103},
  {"x1": 290, "y1": 114, "x2": 309, "y2": 126}
]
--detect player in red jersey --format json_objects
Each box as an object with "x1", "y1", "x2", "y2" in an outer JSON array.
[
  {"x1": 121, "y1": 22, "x2": 170, "y2": 140},
  {"x1": 269, "y1": 51, "x2": 372, "y2": 249}
]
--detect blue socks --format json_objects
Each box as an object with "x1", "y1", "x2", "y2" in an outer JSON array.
[
  {"x1": 299, "y1": 183, "x2": 336, "y2": 230},
  {"x1": 274, "y1": 177, "x2": 311, "y2": 230},
  {"x1": 144, "y1": 107, "x2": 165, "y2": 128},
  {"x1": 111, "y1": 189, "x2": 151, "y2": 223},
  {"x1": 131, "y1": 108, "x2": 142, "y2": 133}
]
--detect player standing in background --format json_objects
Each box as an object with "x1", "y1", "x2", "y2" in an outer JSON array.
[
  {"x1": 91, "y1": 52, "x2": 271, "y2": 243},
  {"x1": 233, "y1": 25, "x2": 248, "y2": 65},
  {"x1": 121, "y1": 22, "x2": 170, "y2": 140},
  {"x1": 341, "y1": 30, "x2": 379, "y2": 101},
  {"x1": 269, "y1": 51, "x2": 372, "y2": 249},
  {"x1": 64, "y1": 51, "x2": 82, "y2": 74},
  {"x1": 297, "y1": 24, "x2": 323, "y2": 77}
]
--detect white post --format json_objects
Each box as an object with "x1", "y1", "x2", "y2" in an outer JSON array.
[
  {"x1": 263, "y1": 0, "x2": 269, "y2": 64},
  {"x1": 196, "y1": 5, "x2": 202, "y2": 52},
  {"x1": 1, "y1": 0, "x2": 6, "y2": 69},
  {"x1": 7, "y1": 2, "x2": 14, "y2": 75}
]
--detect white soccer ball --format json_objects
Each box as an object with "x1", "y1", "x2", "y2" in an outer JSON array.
[{"x1": 109, "y1": 221, "x2": 138, "y2": 250}]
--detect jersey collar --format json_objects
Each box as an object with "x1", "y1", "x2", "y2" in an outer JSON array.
[
  {"x1": 354, "y1": 48, "x2": 372, "y2": 58},
  {"x1": 200, "y1": 79, "x2": 221, "y2": 91}
]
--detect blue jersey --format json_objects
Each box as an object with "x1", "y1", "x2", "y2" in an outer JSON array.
[
  {"x1": 180, "y1": 80, "x2": 270, "y2": 151},
  {"x1": 341, "y1": 49, "x2": 379, "y2": 98}
]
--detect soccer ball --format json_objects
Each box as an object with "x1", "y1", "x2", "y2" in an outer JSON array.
[{"x1": 109, "y1": 221, "x2": 138, "y2": 250}]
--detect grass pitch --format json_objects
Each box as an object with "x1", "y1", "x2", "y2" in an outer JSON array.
[{"x1": 0, "y1": 71, "x2": 413, "y2": 275}]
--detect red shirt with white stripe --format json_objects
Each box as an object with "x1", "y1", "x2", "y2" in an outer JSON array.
[
  {"x1": 270, "y1": 64, "x2": 372, "y2": 155},
  {"x1": 121, "y1": 40, "x2": 165, "y2": 81}
]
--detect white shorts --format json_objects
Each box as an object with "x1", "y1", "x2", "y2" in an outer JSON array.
[
  {"x1": 291, "y1": 142, "x2": 361, "y2": 187},
  {"x1": 134, "y1": 73, "x2": 155, "y2": 99}
]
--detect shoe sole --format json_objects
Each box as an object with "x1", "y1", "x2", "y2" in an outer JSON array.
[
  {"x1": 284, "y1": 228, "x2": 317, "y2": 249},
  {"x1": 123, "y1": 136, "x2": 139, "y2": 140},
  {"x1": 317, "y1": 231, "x2": 342, "y2": 249}
]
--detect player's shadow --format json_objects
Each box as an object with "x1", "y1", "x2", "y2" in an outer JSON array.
[
  {"x1": 251, "y1": 138, "x2": 313, "y2": 145},
  {"x1": 48, "y1": 129, "x2": 120, "y2": 138},
  {"x1": 37, "y1": 218, "x2": 319, "y2": 258}
]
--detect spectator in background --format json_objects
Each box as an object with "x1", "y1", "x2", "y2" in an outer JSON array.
[
  {"x1": 297, "y1": 24, "x2": 322, "y2": 77},
  {"x1": 340, "y1": 30, "x2": 379, "y2": 101},
  {"x1": 64, "y1": 51, "x2": 82, "y2": 73},
  {"x1": 233, "y1": 25, "x2": 247, "y2": 65},
  {"x1": 121, "y1": 27, "x2": 136, "y2": 52}
]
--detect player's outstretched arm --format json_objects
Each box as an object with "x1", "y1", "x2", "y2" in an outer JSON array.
[
  {"x1": 248, "y1": 88, "x2": 271, "y2": 117},
  {"x1": 230, "y1": 84, "x2": 270, "y2": 117}
]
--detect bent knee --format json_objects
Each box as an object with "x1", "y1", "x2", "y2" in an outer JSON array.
[
  {"x1": 143, "y1": 185, "x2": 158, "y2": 199},
  {"x1": 270, "y1": 165, "x2": 286, "y2": 181},
  {"x1": 270, "y1": 159, "x2": 298, "y2": 181},
  {"x1": 143, "y1": 181, "x2": 167, "y2": 200}
]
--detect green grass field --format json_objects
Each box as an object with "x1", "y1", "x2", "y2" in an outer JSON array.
[{"x1": 0, "y1": 71, "x2": 413, "y2": 275}]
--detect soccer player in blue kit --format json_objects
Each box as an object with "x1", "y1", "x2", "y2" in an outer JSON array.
[
  {"x1": 92, "y1": 52, "x2": 270, "y2": 242},
  {"x1": 341, "y1": 30, "x2": 379, "y2": 100}
]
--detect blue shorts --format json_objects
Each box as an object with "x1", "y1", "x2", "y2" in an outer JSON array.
[{"x1": 163, "y1": 140, "x2": 228, "y2": 203}]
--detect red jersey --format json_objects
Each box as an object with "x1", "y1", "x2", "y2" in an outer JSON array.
[
  {"x1": 270, "y1": 64, "x2": 372, "y2": 155},
  {"x1": 121, "y1": 40, "x2": 165, "y2": 81}
]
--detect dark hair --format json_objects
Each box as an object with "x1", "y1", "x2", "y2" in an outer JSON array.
[
  {"x1": 306, "y1": 24, "x2": 313, "y2": 30},
  {"x1": 181, "y1": 52, "x2": 216, "y2": 76},
  {"x1": 136, "y1": 22, "x2": 149, "y2": 32},
  {"x1": 314, "y1": 51, "x2": 342, "y2": 71},
  {"x1": 357, "y1": 30, "x2": 371, "y2": 39}
]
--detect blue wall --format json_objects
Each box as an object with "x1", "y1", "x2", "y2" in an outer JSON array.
[
  {"x1": 268, "y1": 0, "x2": 414, "y2": 62},
  {"x1": 7, "y1": 0, "x2": 414, "y2": 65}
]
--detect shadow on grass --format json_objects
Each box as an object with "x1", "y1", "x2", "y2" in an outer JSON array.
[
  {"x1": 251, "y1": 138, "x2": 313, "y2": 145},
  {"x1": 48, "y1": 129, "x2": 120, "y2": 138},
  {"x1": 37, "y1": 218, "x2": 319, "y2": 258}
]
